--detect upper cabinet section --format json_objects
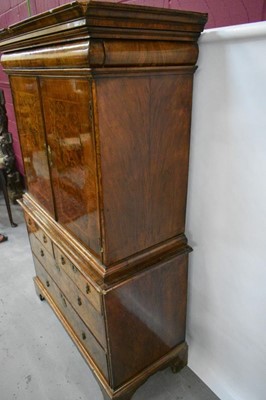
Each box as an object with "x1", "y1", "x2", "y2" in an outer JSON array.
[
  {"x1": 0, "y1": 2, "x2": 207, "y2": 268},
  {"x1": 0, "y1": 1, "x2": 207, "y2": 71}
]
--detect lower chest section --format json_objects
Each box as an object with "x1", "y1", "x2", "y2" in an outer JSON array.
[{"x1": 25, "y1": 208, "x2": 189, "y2": 391}]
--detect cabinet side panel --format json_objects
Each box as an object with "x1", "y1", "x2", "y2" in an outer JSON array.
[
  {"x1": 40, "y1": 77, "x2": 101, "y2": 255},
  {"x1": 10, "y1": 75, "x2": 55, "y2": 217},
  {"x1": 95, "y1": 74, "x2": 193, "y2": 265},
  {"x1": 105, "y1": 253, "x2": 188, "y2": 388}
]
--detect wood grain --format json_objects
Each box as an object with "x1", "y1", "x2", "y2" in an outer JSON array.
[
  {"x1": 40, "y1": 77, "x2": 101, "y2": 256},
  {"x1": 0, "y1": 1, "x2": 207, "y2": 52},
  {"x1": 95, "y1": 72, "x2": 193, "y2": 265},
  {"x1": 30, "y1": 233, "x2": 106, "y2": 348},
  {"x1": 0, "y1": 3, "x2": 207, "y2": 399},
  {"x1": 10, "y1": 75, "x2": 55, "y2": 217},
  {"x1": 105, "y1": 253, "x2": 188, "y2": 387}
]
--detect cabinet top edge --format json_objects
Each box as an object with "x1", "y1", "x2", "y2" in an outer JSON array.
[{"x1": 0, "y1": 1, "x2": 207, "y2": 50}]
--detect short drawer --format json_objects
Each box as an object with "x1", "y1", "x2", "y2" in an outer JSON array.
[
  {"x1": 25, "y1": 212, "x2": 53, "y2": 256},
  {"x1": 33, "y1": 256, "x2": 109, "y2": 380},
  {"x1": 24, "y1": 212, "x2": 38, "y2": 233},
  {"x1": 32, "y1": 246, "x2": 107, "y2": 349},
  {"x1": 54, "y1": 245, "x2": 102, "y2": 314},
  {"x1": 29, "y1": 233, "x2": 55, "y2": 272}
]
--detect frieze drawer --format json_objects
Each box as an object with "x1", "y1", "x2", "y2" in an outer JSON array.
[{"x1": 33, "y1": 256, "x2": 109, "y2": 380}]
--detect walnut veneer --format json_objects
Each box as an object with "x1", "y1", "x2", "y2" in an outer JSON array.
[{"x1": 0, "y1": 2, "x2": 207, "y2": 399}]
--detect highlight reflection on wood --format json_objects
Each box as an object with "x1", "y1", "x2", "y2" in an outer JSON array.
[
  {"x1": 10, "y1": 76, "x2": 55, "y2": 217},
  {"x1": 0, "y1": 2, "x2": 207, "y2": 399},
  {"x1": 40, "y1": 78, "x2": 100, "y2": 255},
  {"x1": 95, "y1": 73, "x2": 193, "y2": 264}
]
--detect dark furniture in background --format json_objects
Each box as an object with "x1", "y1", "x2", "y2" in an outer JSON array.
[
  {"x1": 0, "y1": 89, "x2": 22, "y2": 227},
  {"x1": 0, "y1": 2, "x2": 207, "y2": 399}
]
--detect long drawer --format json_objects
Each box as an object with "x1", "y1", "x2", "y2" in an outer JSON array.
[
  {"x1": 30, "y1": 234, "x2": 107, "y2": 349},
  {"x1": 33, "y1": 256, "x2": 109, "y2": 380},
  {"x1": 54, "y1": 244, "x2": 102, "y2": 314}
]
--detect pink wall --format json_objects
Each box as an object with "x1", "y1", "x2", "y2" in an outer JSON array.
[
  {"x1": 0, "y1": 0, "x2": 266, "y2": 174},
  {"x1": 31, "y1": 0, "x2": 266, "y2": 29},
  {"x1": 0, "y1": 0, "x2": 29, "y2": 173}
]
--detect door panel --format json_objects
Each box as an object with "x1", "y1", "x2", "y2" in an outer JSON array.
[
  {"x1": 10, "y1": 76, "x2": 55, "y2": 217},
  {"x1": 40, "y1": 78, "x2": 100, "y2": 255}
]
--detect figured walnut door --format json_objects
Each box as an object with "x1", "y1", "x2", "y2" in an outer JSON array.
[
  {"x1": 40, "y1": 78, "x2": 101, "y2": 256},
  {"x1": 10, "y1": 76, "x2": 55, "y2": 217}
]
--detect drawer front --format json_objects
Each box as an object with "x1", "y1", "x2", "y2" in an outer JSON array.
[
  {"x1": 54, "y1": 245, "x2": 102, "y2": 314},
  {"x1": 29, "y1": 233, "x2": 56, "y2": 272},
  {"x1": 25, "y1": 213, "x2": 53, "y2": 256},
  {"x1": 31, "y1": 241, "x2": 106, "y2": 349},
  {"x1": 24, "y1": 212, "x2": 38, "y2": 234},
  {"x1": 33, "y1": 256, "x2": 109, "y2": 380},
  {"x1": 35, "y1": 229, "x2": 53, "y2": 256}
]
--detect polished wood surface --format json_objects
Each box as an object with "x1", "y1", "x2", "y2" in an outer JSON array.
[
  {"x1": 0, "y1": 2, "x2": 207, "y2": 399},
  {"x1": 29, "y1": 230, "x2": 106, "y2": 348},
  {"x1": 95, "y1": 73, "x2": 193, "y2": 265},
  {"x1": 40, "y1": 77, "x2": 101, "y2": 255},
  {"x1": 2, "y1": 40, "x2": 198, "y2": 70},
  {"x1": 34, "y1": 276, "x2": 110, "y2": 388},
  {"x1": 10, "y1": 76, "x2": 55, "y2": 217},
  {"x1": 105, "y1": 253, "x2": 188, "y2": 388},
  {"x1": 53, "y1": 244, "x2": 102, "y2": 313},
  {"x1": 33, "y1": 256, "x2": 109, "y2": 380},
  {"x1": 0, "y1": 1, "x2": 207, "y2": 52}
]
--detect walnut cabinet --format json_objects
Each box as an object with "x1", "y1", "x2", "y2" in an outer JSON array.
[{"x1": 0, "y1": 2, "x2": 207, "y2": 399}]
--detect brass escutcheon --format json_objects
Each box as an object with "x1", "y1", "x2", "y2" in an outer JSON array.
[{"x1": 72, "y1": 264, "x2": 77, "y2": 273}]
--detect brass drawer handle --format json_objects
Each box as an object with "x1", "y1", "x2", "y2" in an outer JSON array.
[
  {"x1": 61, "y1": 256, "x2": 66, "y2": 265},
  {"x1": 81, "y1": 332, "x2": 86, "y2": 340},
  {"x1": 72, "y1": 264, "x2": 78, "y2": 273},
  {"x1": 28, "y1": 218, "x2": 32, "y2": 226},
  {"x1": 55, "y1": 263, "x2": 60, "y2": 272},
  {"x1": 60, "y1": 293, "x2": 67, "y2": 307},
  {"x1": 40, "y1": 249, "x2": 44, "y2": 257},
  {"x1": 77, "y1": 296, "x2": 82, "y2": 306},
  {"x1": 43, "y1": 234, "x2": 47, "y2": 244},
  {"x1": 46, "y1": 280, "x2": 50, "y2": 288},
  {"x1": 86, "y1": 284, "x2": 90, "y2": 294}
]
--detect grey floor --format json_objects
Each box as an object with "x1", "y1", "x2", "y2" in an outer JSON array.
[{"x1": 0, "y1": 194, "x2": 220, "y2": 400}]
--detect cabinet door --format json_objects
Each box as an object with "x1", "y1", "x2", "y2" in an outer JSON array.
[
  {"x1": 10, "y1": 76, "x2": 55, "y2": 217},
  {"x1": 40, "y1": 78, "x2": 101, "y2": 256}
]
